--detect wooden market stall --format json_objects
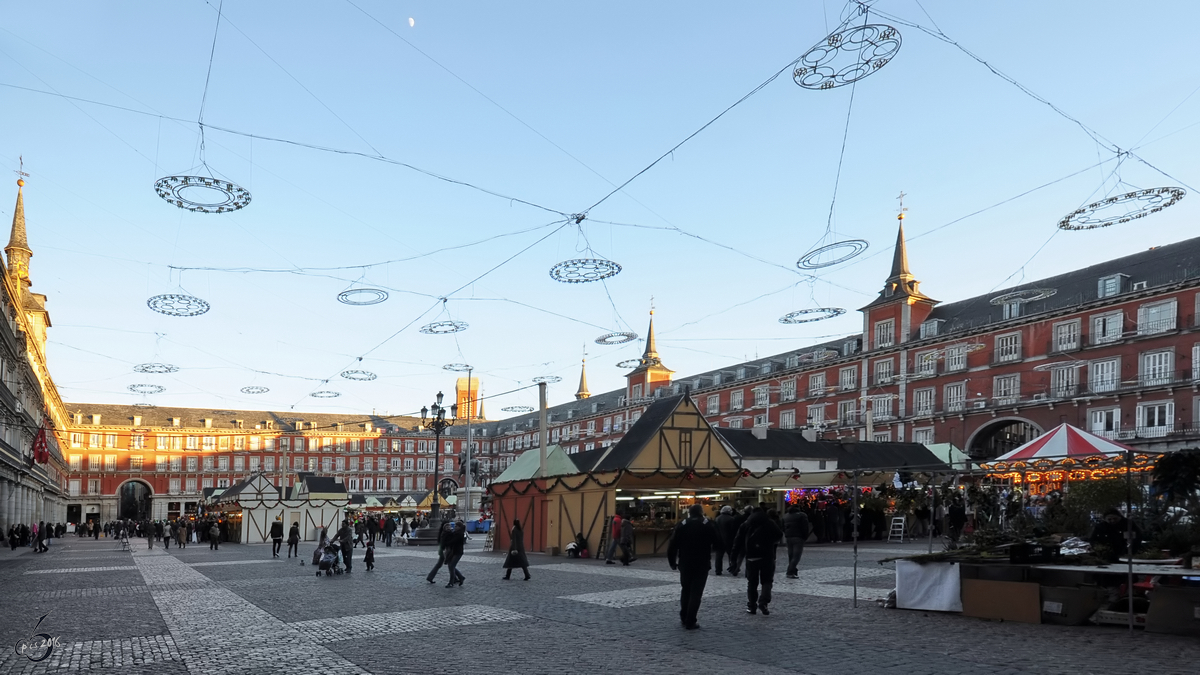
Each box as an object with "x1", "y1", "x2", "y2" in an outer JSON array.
[
  {"x1": 490, "y1": 394, "x2": 742, "y2": 557},
  {"x1": 208, "y1": 472, "x2": 349, "y2": 543}
]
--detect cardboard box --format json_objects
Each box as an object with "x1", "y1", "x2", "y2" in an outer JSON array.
[
  {"x1": 960, "y1": 578, "x2": 1041, "y2": 623},
  {"x1": 1146, "y1": 586, "x2": 1200, "y2": 637},
  {"x1": 1039, "y1": 586, "x2": 1106, "y2": 626}
]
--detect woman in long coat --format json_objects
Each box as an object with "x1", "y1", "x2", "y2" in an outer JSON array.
[{"x1": 502, "y1": 519, "x2": 531, "y2": 580}]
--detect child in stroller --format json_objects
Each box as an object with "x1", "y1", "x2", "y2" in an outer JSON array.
[{"x1": 317, "y1": 543, "x2": 343, "y2": 577}]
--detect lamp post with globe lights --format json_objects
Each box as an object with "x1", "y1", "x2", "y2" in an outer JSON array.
[{"x1": 409, "y1": 391, "x2": 456, "y2": 545}]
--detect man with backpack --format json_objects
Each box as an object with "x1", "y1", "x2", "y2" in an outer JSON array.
[{"x1": 732, "y1": 505, "x2": 784, "y2": 615}]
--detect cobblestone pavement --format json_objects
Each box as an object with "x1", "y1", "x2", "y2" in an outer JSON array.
[{"x1": 1, "y1": 535, "x2": 1198, "y2": 674}]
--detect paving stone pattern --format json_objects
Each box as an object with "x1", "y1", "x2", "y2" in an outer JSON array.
[{"x1": 1, "y1": 537, "x2": 1199, "y2": 674}]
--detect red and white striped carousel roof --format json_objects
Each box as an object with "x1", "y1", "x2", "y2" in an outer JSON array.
[{"x1": 991, "y1": 423, "x2": 1135, "y2": 463}]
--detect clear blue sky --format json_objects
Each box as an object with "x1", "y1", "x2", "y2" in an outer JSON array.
[{"x1": 2, "y1": 1, "x2": 1198, "y2": 416}]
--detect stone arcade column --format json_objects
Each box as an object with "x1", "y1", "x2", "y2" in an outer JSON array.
[{"x1": 0, "y1": 480, "x2": 10, "y2": 527}]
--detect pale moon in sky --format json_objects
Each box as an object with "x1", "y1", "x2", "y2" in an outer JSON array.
[{"x1": 408, "y1": 17, "x2": 415, "y2": 27}]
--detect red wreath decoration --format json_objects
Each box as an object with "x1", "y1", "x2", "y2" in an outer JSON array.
[{"x1": 741, "y1": 469, "x2": 751, "y2": 478}]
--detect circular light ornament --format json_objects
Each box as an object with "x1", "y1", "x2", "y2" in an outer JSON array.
[
  {"x1": 340, "y1": 370, "x2": 377, "y2": 381},
  {"x1": 128, "y1": 384, "x2": 165, "y2": 394},
  {"x1": 501, "y1": 405, "x2": 535, "y2": 413},
  {"x1": 1058, "y1": 187, "x2": 1185, "y2": 231},
  {"x1": 154, "y1": 175, "x2": 251, "y2": 213},
  {"x1": 796, "y1": 239, "x2": 869, "y2": 270},
  {"x1": 531, "y1": 375, "x2": 562, "y2": 384},
  {"x1": 798, "y1": 348, "x2": 839, "y2": 363},
  {"x1": 147, "y1": 294, "x2": 210, "y2": 317},
  {"x1": 311, "y1": 391, "x2": 341, "y2": 398},
  {"x1": 549, "y1": 258, "x2": 622, "y2": 283},
  {"x1": 1032, "y1": 360, "x2": 1088, "y2": 372},
  {"x1": 420, "y1": 320, "x2": 469, "y2": 334},
  {"x1": 241, "y1": 386, "x2": 269, "y2": 394},
  {"x1": 443, "y1": 363, "x2": 473, "y2": 372},
  {"x1": 134, "y1": 363, "x2": 179, "y2": 374},
  {"x1": 778, "y1": 307, "x2": 846, "y2": 324},
  {"x1": 793, "y1": 24, "x2": 902, "y2": 90},
  {"x1": 132, "y1": 402, "x2": 156, "y2": 409},
  {"x1": 595, "y1": 332, "x2": 638, "y2": 345},
  {"x1": 337, "y1": 288, "x2": 389, "y2": 306},
  {"x1": 989, "y1": 288, "x2": 1057, "y2": 305},
  {"x1": 616, "y1": 359, "x2": 642, "y2": 369}
]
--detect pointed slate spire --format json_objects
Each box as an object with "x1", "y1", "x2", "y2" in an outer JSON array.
[
  {"x1": 642, "y1": 309, "x2": 659, "y2": 364},
  {"x1": 887, "y1": 219, "x2": 911, "y2": 284},
  {"x1": 575, "y1": 357, "x2": 591, "y2": 400},
  {"x1": 6, "y1": 179, "x2": 31, "y2": 288}
]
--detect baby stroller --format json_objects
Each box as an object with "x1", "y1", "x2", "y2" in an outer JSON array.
[{"x1": 316, "y1": 544, "x2": 343, "y2": 577}]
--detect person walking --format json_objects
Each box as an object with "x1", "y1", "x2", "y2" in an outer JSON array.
[
  {"x1": 667, "y1": 504, "x2": 720, "y2": 630},
  {"x1": 733, "y1": 506, "x2": 784, "y2": 615},
  {"x1": 92, "y1": 521, "x2": 100, "y2": 540},
  {"x1": 163, "y1": 522, "x2": 172, "y2": 550},
  {"x1": 208, "y1": 522, "x2": 221, "y2": 551},
  {"x1": 502, "y1": 519, "x2": 531, "y2": 581},
  {"x1": 146, "y1": 521, "x2": 155, "y2": 550},
  {"x1": 337, "y1": 520, "x2": 354, "y2": 574},
  {"x1": 620, "y1": 517, "x2": 636, "y2": 565},
  {"x1": 384, "y1": 516, "x2": 397, "y2": 547},
  {"x1": 425, "y1": 521, "x2": 457, "y2": 584},
  {"x1": 714, "y1": 506, "x2": 737, "y2": 576},
  {"x1": 364, "y1": 540, "x2": 376, "y2": 571},
  {"x1": 270, "y1": 517, "x2": 284, "y2": 558},
  {"x1": 443, "y1": 520, "x2": 466, "y2": 588},
  {"x1": 782, "y1": 505, "x2": 810, "y2": 579},
  {"x1": 604, "y1": 513, "x2": 624, "y2": 564},
  {"x1": 287, "y1": 521, "x2": 301, "y2": 558},
  {"x1": 728, "y1": 506, "x2": 753, "y2": 575}
]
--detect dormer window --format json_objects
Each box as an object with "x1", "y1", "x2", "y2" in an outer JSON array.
[
  {"x1": 203, "y1": 418, "x2": 213, "y2": 429},
  {"x1": 1098, "y1": 274, "x2": 1127, "y2": 299},
  {"x1": 786, "y1": 355, "x2": 799, "y2": 369},
  {"x1": 265, "y1": 421, "x2": 273, "y2": 430},
  {"x1": 919, "y1": 319, "x2": 943, "y2": 339},
  {"x1": 73, "y1": 413, "x2": 83, "y2": 425},
  {"x1": 91, "y1": 414, "x2": 101, "y2": 425},
  {"x1": 736, "y1": 367, "x2": 746, "y2": 379},
  {"x1": 364, "y1": 422, "x2": 373, "y2": 432},
  {"x1": 171, "y1": 417, "x2": 181, "y2": 427},
  {"x1": 132, "y1": 416, "x2": 142, "y2": 427},
  {"x1": 760, "y1": 362, "x2": 771, "y2": 374},
  {"x1": 1002, "y1": 300, "x2": 1022, "y2": 320}
]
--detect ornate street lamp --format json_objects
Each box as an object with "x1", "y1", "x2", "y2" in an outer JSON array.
[{"x1": 409, "y1": 391, "x2": 457, "y2": 545}]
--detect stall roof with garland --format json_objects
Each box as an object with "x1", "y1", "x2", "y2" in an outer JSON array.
[{"x1": 493, "y1": 443, "x2": 577, "y2": 482}]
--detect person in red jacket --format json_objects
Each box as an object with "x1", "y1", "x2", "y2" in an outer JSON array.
[{"x1": 604, "y1": 514, "x2": 626, "y2": 564}]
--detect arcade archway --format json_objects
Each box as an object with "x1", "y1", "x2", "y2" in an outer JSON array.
[
  {"x1": 117, "y1": 480, "x2": 153, "y2": 521},
  {"x1": 968, "y1": 418, "x2": 1042, "y2": 461}
]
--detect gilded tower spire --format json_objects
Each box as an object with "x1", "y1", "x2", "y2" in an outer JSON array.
[
  {"x1": 575, "y1": 355, "x2": 591, "y2": 400},
  {"x1": 641, "y1": 308, "x2": 659, "y2": 364},
  {"x1": 887, "y1": 193, "x2": 911, "y2": 285},
  {"x1": 7, "y1": 178, "x2": 31, "y2": 287}
]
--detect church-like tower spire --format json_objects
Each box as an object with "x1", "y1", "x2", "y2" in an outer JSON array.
[
  {"x1": 7, "y1": 178, "x2": 32, "y2": 288},
  {"x1": 575, "y1": 357, "x2": 591, "y2": 400}
]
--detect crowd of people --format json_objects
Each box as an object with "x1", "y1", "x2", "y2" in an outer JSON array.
[{"x1": 3, "y1": 521, "x2": 68, "y2": 552}]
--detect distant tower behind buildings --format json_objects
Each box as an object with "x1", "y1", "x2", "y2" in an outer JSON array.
[{"x1": 455, "y1": 377, "x2": 482, "y2": 419}]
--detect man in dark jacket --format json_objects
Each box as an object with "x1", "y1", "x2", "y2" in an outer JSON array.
[
  {"x1": 383, "y1": 516, "x2": 397, "y2": 547},
  {"x1": 337, "y1": 520, "x2": 355, "y2": 573},
  {"x1": 728, "y1": 506, "x2": 753, "y2": 575},
  {"x1": 713, "y1": 506, "x2": 737, "y2": 576},
  {"x1": 733, "y1": 507, "x2": 784, "y2": 615},
  {"x1": 667, "y1": 504, "x2": 720, "y2": 630},
  {"x1": 782, "y1": 506, "x2": 810, "y2": 579},
  {"x1": 443, "y1": 520, "x2": 467, "y2": 588},
  {"x1": 270, "y1": 517, "x2": 284, "y2": 558}
]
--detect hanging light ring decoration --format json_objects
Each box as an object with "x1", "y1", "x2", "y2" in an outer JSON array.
[
  {"x1": 797, "y1": 348, "x2": 838, "y2": 363},
  {"x1": 132, "y1": 402, "x2": 156, "y2": 408},
  {"x1": 778, "y1": 307, "x2": 846, "y2": 324},
  {"x1": 501, "y1": 405, "x2": 535, "y2": 413},
  {"x1": 340, "y1": 370, "x2": 377, "y2": 381},
  {"x1": 147, "y1": 294, "x2": 210, "y2": 317},
  {"x1": 989, "y1": 288, "x2": 1057, "y2": 305},
  {"x1": 793, "y1": 24, "x2": 902, "y2": 90},
  {"x1": 310, "y1": 391, "x2": 341, "y2": 398},
  {"x1": 154, "y1": 175, "x2": 251, "y2": 213},
  {"x1": 134, "y1": 363, "x2": 179, "y2": 374},
  {"x1": 549, "y1": 258, "x2": 622, "y2": 283},
  {"x1": 1058, "y1": 187, "x2": 1185, "y2": 230},
  {"x1": 796, "y1": 239, "x2": 869, "y2": 269},
  {"x1": 594, "y1": 332, "x2": 638, "y2": 345},
  {"x1": 420, "y1": 320, "x2": 469, "y2": 334},
  {"x1": 240, "y1": 386, "x2": 269, "y2": 394},
  {"x1": 616, "y1": 359, "x2": 642, "y2": 369},
  {"x1": 531, "y1": 375, "x2": 562, "y2": 384},
  {"x1": 442, "y1": 363, "x2": 473, "y2": 372},
  {"x1": 128, "y1": 384, "x2": 165, "y2": 394},
  {"x1": 1031, "y1": 360, "x2": 1088, "y2": 372},
  {"x1": 337, "y1": 288, "x2": 389, "y2": 306}
]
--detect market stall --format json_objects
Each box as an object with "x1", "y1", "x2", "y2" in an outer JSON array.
[{"x1": 208, "y1": 472, "x2": 349, "y2": 543}]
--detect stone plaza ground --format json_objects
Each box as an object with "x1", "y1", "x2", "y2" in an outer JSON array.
[{"x1": 1, "y1": 534, "x2": 1197, "y2": 675}]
